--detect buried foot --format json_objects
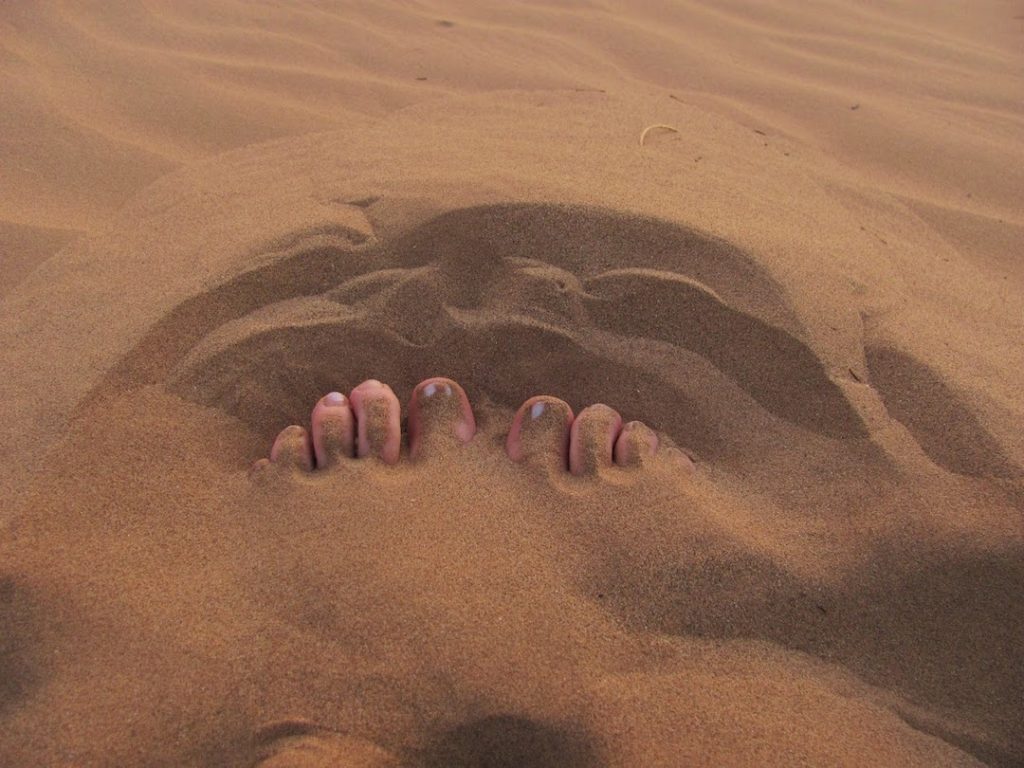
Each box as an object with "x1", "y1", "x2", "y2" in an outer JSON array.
[{"x1": 252, "y1": 377, "x2": 685, "y2": 477}]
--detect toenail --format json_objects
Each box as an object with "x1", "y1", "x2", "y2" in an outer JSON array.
[
  {"x1": 530, "y1": 401, "x2": 546, "y2": 420},
  {"x1": 423, "y1": 381, "x2": 452, "y2": 398},
  {"x1": 323, "y1": 391, "x2": 346, "y2": 405}
]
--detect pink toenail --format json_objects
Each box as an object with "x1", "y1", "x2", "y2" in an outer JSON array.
[
  {"x1": 323, "y1": 391, "x2": 346, "y2": 405},
  {"x1": 423, "y1": 381, "x2": 452, "y2": 398}
]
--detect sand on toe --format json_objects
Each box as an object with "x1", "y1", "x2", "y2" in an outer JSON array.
[{"x1": 1, "y1": 1, "x2": 1022, "y2": 766}]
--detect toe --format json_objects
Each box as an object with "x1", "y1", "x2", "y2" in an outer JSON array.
[
  {"x1": 506, "y1": 395, "x2": 574, "y2": 470},
  {"x1": 569, "y1": 404, "x2": 623, "y2": 476},
  {"x1": 349, "y1": 379, "x2": 402, "y2": 464},
  {"x1": 613, "y1": 420, "x2": 659, "y2": 468},
  {"x1": 408, "y1": 377, "x2": 476, "y2": 459},
  {"x1": 311, "y1": 391, "x2": 355, "y2": 468},
  {"x1": 249, "y1": 457, "x2": 272, "y2": 481},
  {"x1": 270, "y1": 425, "x2": 314, "y2": 472}
]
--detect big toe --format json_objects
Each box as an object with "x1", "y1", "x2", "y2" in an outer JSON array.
[
  {"x1": 506, "y1": 395, "x2": 574, "y2": 471},
  {"x1": 408, "y1": 377, "x2": 476, "y2": 460},
  {"x1": 349, "y1": 379, "x2": 402, "y2": 464},
  {"x1": 569, "y1": 404, "x2": 623, "y2": 476}
]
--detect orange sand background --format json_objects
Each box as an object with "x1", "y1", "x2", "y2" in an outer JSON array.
[{"x1": 1, "y1": 2, "x2": 1022, "y2": 766}]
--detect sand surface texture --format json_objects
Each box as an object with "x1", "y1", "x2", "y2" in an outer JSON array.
[{"x1": 1, "y1": 2, "x2": 1022, "y2": 766}]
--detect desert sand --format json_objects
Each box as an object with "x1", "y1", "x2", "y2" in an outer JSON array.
[{"x1": 0, "y1": 2, "x2": 1022, "y2": 766}]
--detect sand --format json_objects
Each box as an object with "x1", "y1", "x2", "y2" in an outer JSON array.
[{"x1": 0, "y1": 1, "x2": 1021, "y2": 766}]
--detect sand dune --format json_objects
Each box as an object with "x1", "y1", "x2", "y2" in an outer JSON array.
[{"x1": 1, "y1": 2, "x2": 1022, "y2": 766}]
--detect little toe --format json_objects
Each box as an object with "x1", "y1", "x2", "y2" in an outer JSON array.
[
  {"x1": 613, "y1": 420, "x2": 659, "y2": 468},
  {"x1": 349, "y1": 379, "x2": 402, "y2": 464},
  {"x1": 408, "y1": 377, "x2": 476, "y2": 460},
  {"x1": 270, "y1": 425, "x2": 314, "y2": 472},
  {"x1": 249, "y1": 457, "x2": 272, "y2": 481},
  {"x1": 311, "y1": 391, "x2": 355, "y2": 469},
  {"x1": 569, "y1": 404, "x2": 623, "y2": 476},
  {"x1": 506, "y1": 395, "x2": 574, "y2": 470}
]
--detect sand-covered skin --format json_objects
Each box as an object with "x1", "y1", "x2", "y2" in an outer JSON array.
[{"x1": 1, "y1": 1, "x2": 1022, "y2": 766}]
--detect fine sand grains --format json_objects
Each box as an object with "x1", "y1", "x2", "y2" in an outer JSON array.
[{"x1": 1, "y1": 1, "x2": 1022, "y2": 766}]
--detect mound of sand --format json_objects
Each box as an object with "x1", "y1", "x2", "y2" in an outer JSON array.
[{"x1": 0, "y1": 2, "x2": 1021, "y2": 766}]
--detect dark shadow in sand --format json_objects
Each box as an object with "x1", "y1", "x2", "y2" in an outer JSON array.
[
  {"x1": 592, "y1": 536, "x2": 1024, "y2": 767},
  {"x1": 416, "y1": 714, "x2": 602, "y2": 768},
  {"x1": 0, "y1": 576, "x2": 45, "y2": 716},
  {"x1": 866, "y1": 344, "x2": 1021, "y2": 479}
]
